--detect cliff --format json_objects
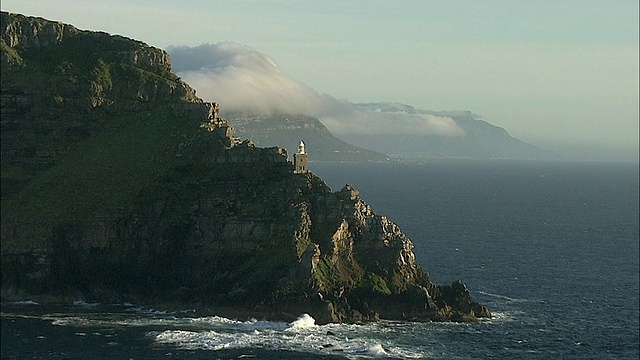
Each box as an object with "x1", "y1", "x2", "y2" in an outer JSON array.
[{"x1": 0, "y1": 12, "x2": 490, "y2": 323}]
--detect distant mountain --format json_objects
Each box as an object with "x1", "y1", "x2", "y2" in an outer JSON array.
[
  {"x1": 226, "y1": 112, "x2": 390, "y2": 163},
  {"x1": 167, "y1": 43, "x2": 553, "y2": 161},
  {"x1": 350, "y1": 102, "x2": 419, "y2": 114},
  {"x1": 333, "y1": 103, "x2": 558, "y2": 160},
  {"x1": 224, "y1": 104, "x2": 556, "y2": 161}
]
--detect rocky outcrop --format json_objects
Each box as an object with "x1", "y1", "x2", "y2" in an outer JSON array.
[
  {"x1": 2, "y1": 12, "x2": 173, "y2": 71},
  {"x1": 2, "y1": 13, "x2": 76, "y2": 48},
  {"x1": 0, "y1": 12, "x2": 490, "y2": 324}
]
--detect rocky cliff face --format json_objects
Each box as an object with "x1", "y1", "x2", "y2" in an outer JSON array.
[
  {"x1": 2, "y1": 12, "x2": 174, "y2": 71},
  {"x1": 1, "y1": 12, "x2": 490, "y2": 323}
]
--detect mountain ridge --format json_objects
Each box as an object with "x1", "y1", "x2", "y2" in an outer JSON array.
[
  {"x1": 333, "y1": 102, "x2": 558, "y2": 160},
  {"x1": 226, "y1": 111, "x2": 390, "y2": 163}
]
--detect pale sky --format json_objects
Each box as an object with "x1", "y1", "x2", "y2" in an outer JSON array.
[{"x1": 2, "y1": 0, "x2": 639, "y2": 159}]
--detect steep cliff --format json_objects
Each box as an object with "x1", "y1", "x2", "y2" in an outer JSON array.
[{"x1": 1, "y1": 12, "x2": 489, "y2": 323}]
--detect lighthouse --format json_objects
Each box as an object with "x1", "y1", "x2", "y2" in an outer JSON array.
[{"x1": 294, "y1": 140, "x2": 308, "y2": 174}]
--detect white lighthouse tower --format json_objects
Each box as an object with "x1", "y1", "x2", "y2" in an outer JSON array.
[{"x1": 294, "y1": 140, "x2": 308, "y2": 173}]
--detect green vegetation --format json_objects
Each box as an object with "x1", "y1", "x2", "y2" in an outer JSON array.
[
  {"x1": 362, "y1": 272, "x2": 392, "y2": 295},
  {"x1": 1, "y1": 12, "x2": 201, "y2": 249},
  {"x1": 314, "y1": 256, "x2": 364, "y2": 292},
  {"x1": 2, "y1": 105, "x2": 196, "y2": 247},
  {"x1": 0, "y1": 41, "x2": 23, "y2": 66},
  {"x1": 15, "y1": 111, "x2": 167, "y2": 217}
]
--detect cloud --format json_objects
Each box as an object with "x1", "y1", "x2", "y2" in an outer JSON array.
[
  {"x1": 322, "y1": 105, "x2": 466, "y2": 137},
  {"x1": 167, "y1": 42, "x2": 465, "y2": 137},
  {"x1": 167, "y1": 42, "x2": 346, "y2": 117}
]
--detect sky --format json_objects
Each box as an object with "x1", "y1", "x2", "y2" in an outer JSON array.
[{"x1": 2, "y1": 0, "x2": 639, "y2": 160}]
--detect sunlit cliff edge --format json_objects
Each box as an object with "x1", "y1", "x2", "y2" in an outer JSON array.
[{"x1": 0, "y1": 12, "x2": 490, "y2": 323}]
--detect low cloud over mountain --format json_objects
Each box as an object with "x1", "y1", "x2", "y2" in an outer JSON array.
[
  {"x1": 167, "y1": 42, "x2": 341, "y2": 117},
  {"x1": 167, "y1": 42, "x2": 464, "y2": 138}
]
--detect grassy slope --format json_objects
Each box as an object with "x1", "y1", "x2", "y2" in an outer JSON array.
[
  {"x1": 1, "y1": 105, "x2": 196, "y2": 249},
  {"x1": 0, "y1": 12, "x2": 207, "y2": 250}
]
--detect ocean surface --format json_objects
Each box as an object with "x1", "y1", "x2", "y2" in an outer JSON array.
[{"x1": 2, "y1": 160, "x2": 639, "y2": 359}]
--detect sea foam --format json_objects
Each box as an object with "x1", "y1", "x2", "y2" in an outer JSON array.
[
  {"x1": 7, "y1": 300, "x2": 39, "y2": 306},
  {"x1": 365, "y1": 343, "x2": 388, "y2": 357},
  {"x1": 286, "y1": 313, "x2": 316, "y2": 330}
]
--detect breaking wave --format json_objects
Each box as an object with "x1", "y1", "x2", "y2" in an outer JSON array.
[
  {"x1": 148, "y1": 313, "x2": 429, "y2": 358},
  {"x1": 478, "y1": 291, "x2": 532, "y2": 303},
  {"x1": 286, "y1": 313, "x2": 316, "y2": 330},
  {"x1": 13, "y1": 305, "x2": 498, "y2": 359}
]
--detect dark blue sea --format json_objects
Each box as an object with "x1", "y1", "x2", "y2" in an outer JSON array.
[{"x1": 2, "y1": 160, "x2": 639, "y2": 359}]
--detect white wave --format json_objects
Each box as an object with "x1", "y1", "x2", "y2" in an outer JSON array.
[
  {"x1": 475, "y1": 310, "x2": 528, "y2": 325},
  {"x1": 479, "y1": 311, "x2": 509, "y2": 323},
  {"x1": 286, "y1": 313, "x2": 316, "y2": 331},
  {"x1": 187, "y1": 315, "x2": 290, "y2": 333},
  {"x1": 72, "y1": 300, "x2": 100, "y2": 308},
  {"x1": 152, "y1": 329, "x2": 263, "y2": 351},
  {"x1": 7, "y1": 300, "x2": 40, "y2": 305},
  {"x1": 48, "y1": 314, "x2": 180, "y2": 328},
  {"x1": 46, "y1": 311, "x2": 288, "y2": 333},
  {"x1": 35, "y1": 310, "x2": 431, "y2": 358},
  {"x1": 478, "y1": 291, "x2": 529, "y2": 303},
  {"x1": 51, "y1": 316, "x2": 92, "y2": 327},
  {"x1": 245, "y1": 319, "x2": 289, "y2": 332},
  {"x1": 149, "y1": 330, "x2": 204, "y2": 347},
  {"x1": 151, "y1": 316, "x2": 429, "y2": 358},
  {"x1": 365, "y1": 343, "x2": 388, "y2": 357},
  {"x1": 122, "y1": 304, "x2": 192, "y2": 315},
  {"x1": 124, "y1": 306, "x2": 175, "y2": 315},
  {"x1": 189, "y1": 316, "x2": 242, "y2": 326}
]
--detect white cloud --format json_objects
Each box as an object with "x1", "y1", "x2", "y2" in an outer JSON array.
[
  {"x1": 167, "y1": 42, "x2": 344, "y2": 117},
  {"x1": 321, "y1": 111, "x2": 466, "y2": 137},
  {"x1": 167, "y1": 42, "x2": 465, "y2": 137}
]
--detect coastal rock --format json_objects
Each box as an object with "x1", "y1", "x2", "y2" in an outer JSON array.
[{"x1": 0, "y1": 12, "x2": 490, "y2": 324}]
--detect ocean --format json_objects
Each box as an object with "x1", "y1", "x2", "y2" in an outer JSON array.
[{"x1": 2, "y1": 160, "x2": 639, "y2": 359}]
